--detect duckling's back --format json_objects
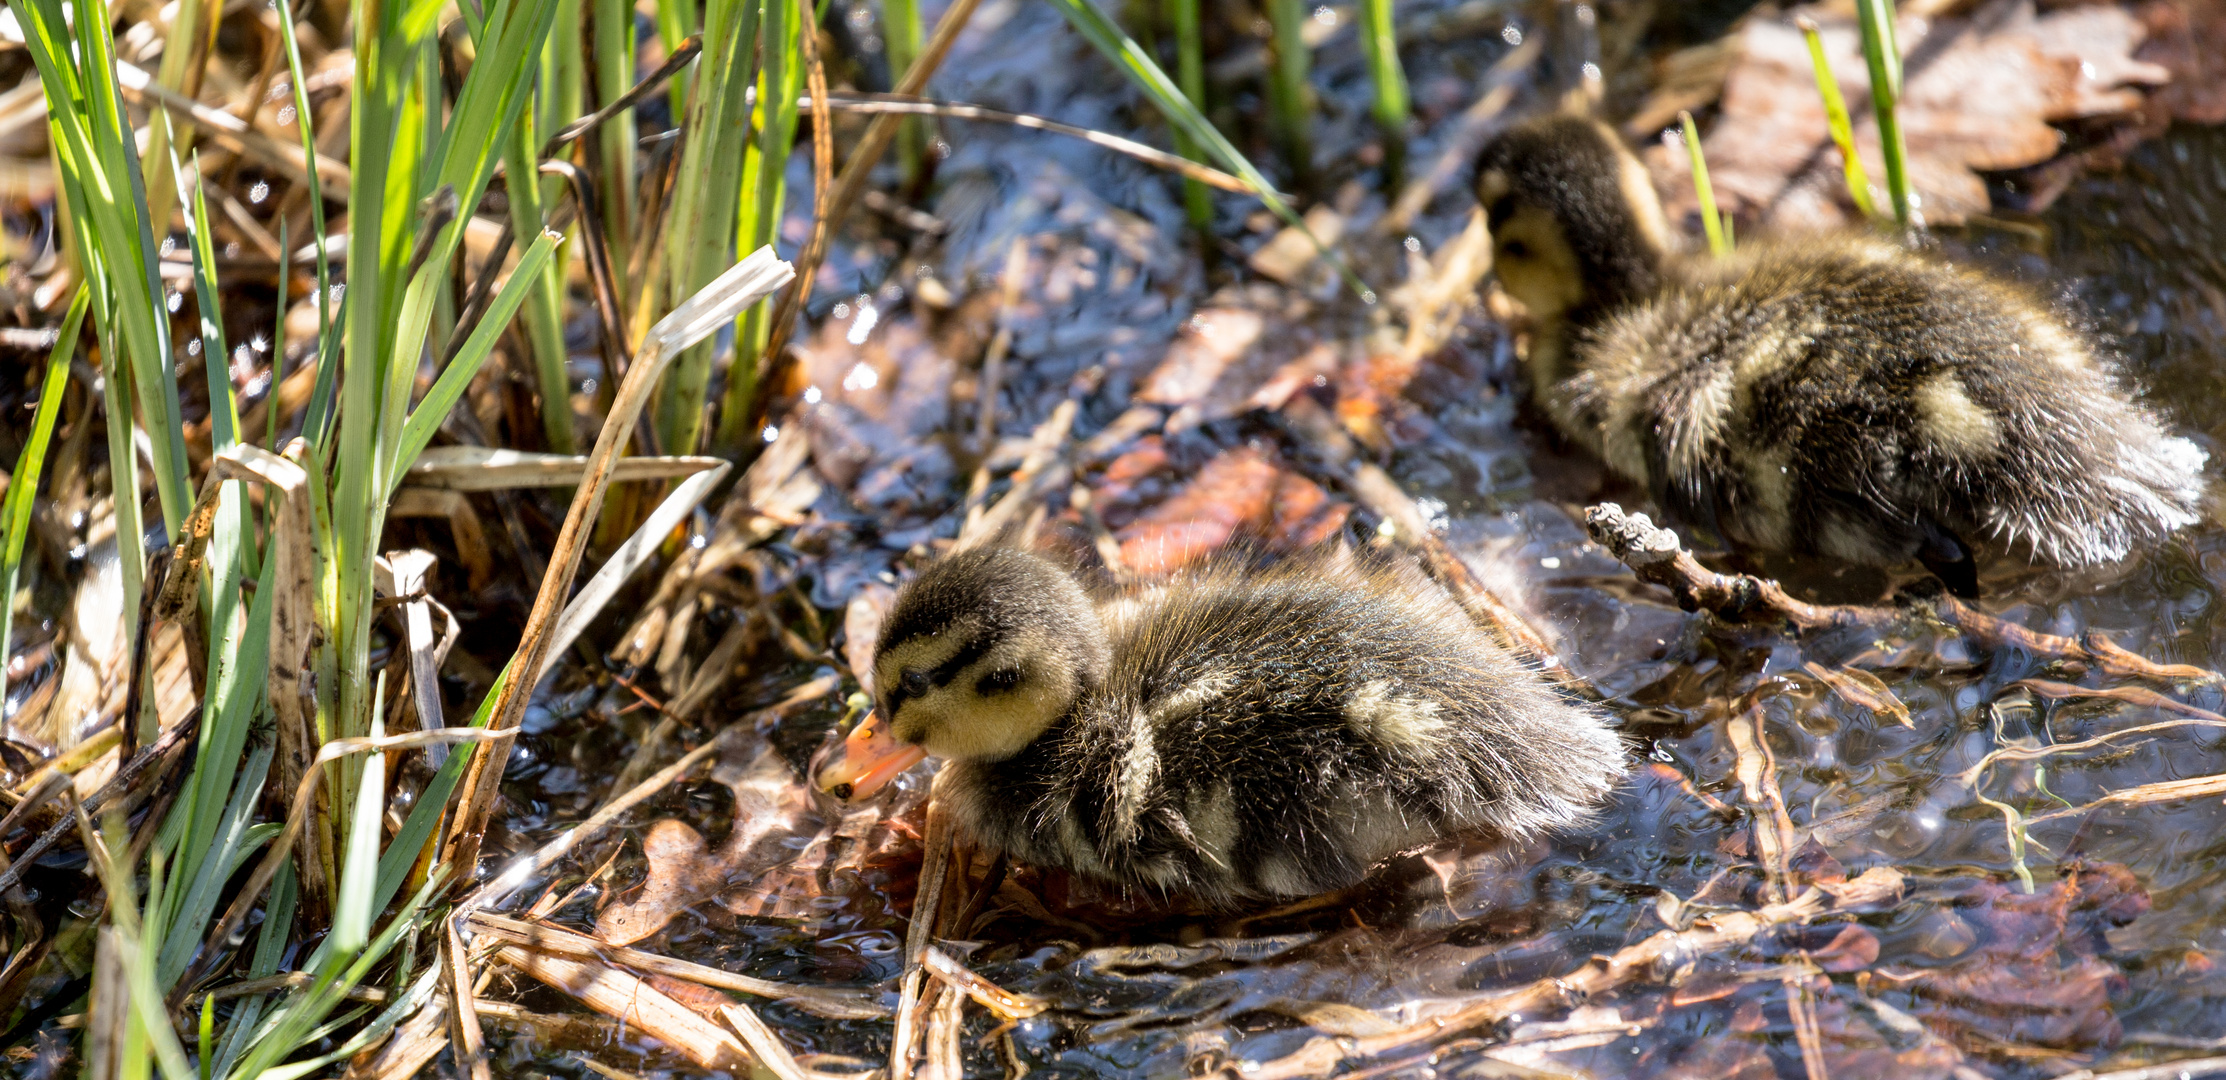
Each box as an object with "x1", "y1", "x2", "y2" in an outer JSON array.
[
  {"x1": 947, "y1": 557, "x2": 1624, "y2": 904},
  {"x1": 1566, "y1": 238, "x2": 2207, "y2": 580}
]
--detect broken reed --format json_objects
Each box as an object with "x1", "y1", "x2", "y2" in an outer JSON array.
[
  {"x1": 1679, "y1": 111, "x2": 1730, "y2": 257},
  {"x1": 1796, "y1": 15, "x2": 1878, "y2": 220},
  {"x1": 1855, "y1": 0, "x2": 1915, "y2": 227}
]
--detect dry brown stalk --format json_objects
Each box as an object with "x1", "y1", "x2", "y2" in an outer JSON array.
[
  {"x1": 2054, "y1": 1054, "x2": 2226, "y2": 1080},
  {"x1": 501, "y1": 945, "x2": 750, "y2": 1069},
  {"x1": 465, "y1": 912, "x2": 888, "y2": 1019},
  {"x1": 959, "y1": 399, "x2": 1079, "y2": 550},
  {"x1": 2024, "y1": 772, "x2": 2226, "y2": 827},
  {"x1": 442, "y1": 250, "x2": 794, "y2": 879},
  {"x1": 921, "y1": 945, "x2": 1048, "y2": 1021},
  {"x1": 721, "y1": 1002, "x2": 814, "y2": 1080},
  {"x1": 974, "y1": 237, "x2": 1031, "y2": 450}
]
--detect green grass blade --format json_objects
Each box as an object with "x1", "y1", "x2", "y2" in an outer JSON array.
[
  {"x1": 330, "y1": 681, "x2": 388, "y2": 954},
  {"x1": 1263, "y1": 0, "x2": 1312, "y2": 177},
  {"x1": 1679, "y1": 111, "x2": 1727, "y2": 257},
  {"x1": 155, "y1": 741, "x2": 274, "y2": 984},
  {"x1": 391, "y1": 230, "x2": 563, "y2": 494},
  {"x1": 885, "y1": 0, "x2": 924, "y2": 181},
  {"x1": 0, "y1": 286, "x2": 88, "y2": 685},
  {"x1": 1357, "y1": 0, "x2": 1407, "y2": 178},
  {"x1": 1045, "y1": 0, "x2": 1372, "y2": 301},
  {"x1": 592, "y1": 0, "x2": 639, "y2": 298},
  {"x1": 1797, "y1": 17, "x2": 1876, "y2": 220},
  {"x1": 271, "y1": 0, "x2": 336, "y2": 447},
  {"x1": 500, "y1": 113, "x2": 580, "y2": 454},
  {"x1": 177, "y1": 155, "x2": 239, "y2": 452},
  {"x1": 1855, "y1": 0, "x2": 1913, "y2": 228},
  {"x1": 653, "y1": 0, "x2": 761, "y2": 453},
  {"x1": 1158, "y1": 0, "x2": 1212, "y2": 228},
  {"x1": 712, "y1": 0, "x2": 807, "y2": 449}
]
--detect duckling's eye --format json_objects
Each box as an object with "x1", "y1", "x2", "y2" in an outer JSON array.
[
  {"x1": 900, "y1": 669, "x2": 930, "y2": 697},
  {"x1": 975, "y1": 668, "x2": 1022, "y2": 695},
  {"x1": 1500, "y1": 239, "x2": 1531, "y2": 259}
]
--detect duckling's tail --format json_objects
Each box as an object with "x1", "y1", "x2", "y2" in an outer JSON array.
[{"x1": 1984, "y1": 419, "x2": 2207, "y2": 568}]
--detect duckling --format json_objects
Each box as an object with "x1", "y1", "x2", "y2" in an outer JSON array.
[
  {"x1": 813, "y1": 546, "x2": 1624, "y2": 906},
  {"x1": 1474, "y1": 115, "x2": 2208, "y2": 596}
]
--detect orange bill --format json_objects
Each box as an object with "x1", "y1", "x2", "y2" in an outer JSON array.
[{"x1": 814, "y1": 710, "x2": 927, "y2": 801}]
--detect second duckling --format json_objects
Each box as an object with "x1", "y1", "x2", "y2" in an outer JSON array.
[
  {"x1": 1475, "y1": 115, "x2": 2207, "y2": 595},
  {"x1": 814, "y1": 546, "x2": 1624, "y2": 906}
]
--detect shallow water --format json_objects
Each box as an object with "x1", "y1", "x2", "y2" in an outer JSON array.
[{"x1": 483, "y1": 5, "x2": 2226, "y2": 1078}]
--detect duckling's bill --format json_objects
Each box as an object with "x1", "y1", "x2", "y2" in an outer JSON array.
[{"x1": 815, "y1": 710, "x2": 927, "y2": 801}]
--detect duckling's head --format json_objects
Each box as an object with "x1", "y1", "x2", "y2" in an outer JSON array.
[
  {"x1": 816, "y1": 548, "x2": 1110, "y2": 800},
  {"x1": 1474, "y1": 115, "x2": 1672, "y2": 325}
]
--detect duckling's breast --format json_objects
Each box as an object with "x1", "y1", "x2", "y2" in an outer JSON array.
[{"x1": 940, "y1": 567, "x2": 1624, "y2": 903}]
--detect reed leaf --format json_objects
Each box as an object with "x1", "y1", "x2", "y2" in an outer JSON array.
[
  {"x1": 1679, "y1": 111, "x2": 1728, "y2": 257},
  {"x1": 1797, "y1": 16, "x2": 1877, "y2": 220},
  {"x1": 0, "y1": 287, "x2": 87, "y2": 696},
  {"x1": 1046, "y1": 0, "x2": 1373, "y2": 300},
  {"x1": 1855, "y1": 0, "x2": 1914, "y2": 227}
]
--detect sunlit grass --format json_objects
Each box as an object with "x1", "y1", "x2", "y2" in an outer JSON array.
[
  {"x1": 1679, "y1": 110, "x2": 1729, "y2": 257},
  {"x1": 1855, "y1": 0, "x2": 1915, "y2": 228},
  {"x1": 1797, "y1": 16, "x2": 1878, "y2": 220}
]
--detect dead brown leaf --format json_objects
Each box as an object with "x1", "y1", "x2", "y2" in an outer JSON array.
[
  {"x1": 1654, "y1": 0, "x2": 2171, "y2": 231},
  {"x1": 1880, "y1": 861, "x2": 2150, "y2": 1051}
]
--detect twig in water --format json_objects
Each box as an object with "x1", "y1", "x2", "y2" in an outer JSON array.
[
  {"x1": 1582, "y1": 503, "x2": 2221, "y2": 684},
  {"x1": 921, "y1": 946, "x2": 1048, "y2": 1021},
  {"x1": 1233, "y1": 873, "x2": 1901, "y2": 1079}
]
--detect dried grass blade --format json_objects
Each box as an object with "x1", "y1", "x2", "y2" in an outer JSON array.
[
  {"x1": 404, "y1": 447, "x2": 728, "y2": 490},
  {"x1": 501, "y1": 946, "x2": 749, "y2": 1068}
]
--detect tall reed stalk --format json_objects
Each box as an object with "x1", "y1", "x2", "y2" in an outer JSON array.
[
  {"x1": 1679, "y1": 111, "x2": 1728, "y2": 257},
  {"x1": 714, "y1": 0, "x2": 809, "y2": 450},
  {"x1": 885, "y1": 0, "x2": 926, "y2": 183},
  {"x1": 652, "y1": 0, "x2": 759, "y2": 454},
  {"x1": 1797, "y1": 16, "x2": 1878, "y2": 220},
  {"x1": 1357, "y1": 0, "x2": 1408, "y2": 181},
  {"x1": 1160, "y1": 0, "x2": 1213, "y2": 228},
  {"x1": 1264, "y1": 0, "x2": 1313, "y2": 181},
  {"x1": 1855, "y1": 0, "x2": 1914, "y2": 228}
]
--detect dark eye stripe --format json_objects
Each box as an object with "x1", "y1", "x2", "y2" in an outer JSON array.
[{"x1": 928, "y1": 634, "x2": 998, "y2": 689}]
